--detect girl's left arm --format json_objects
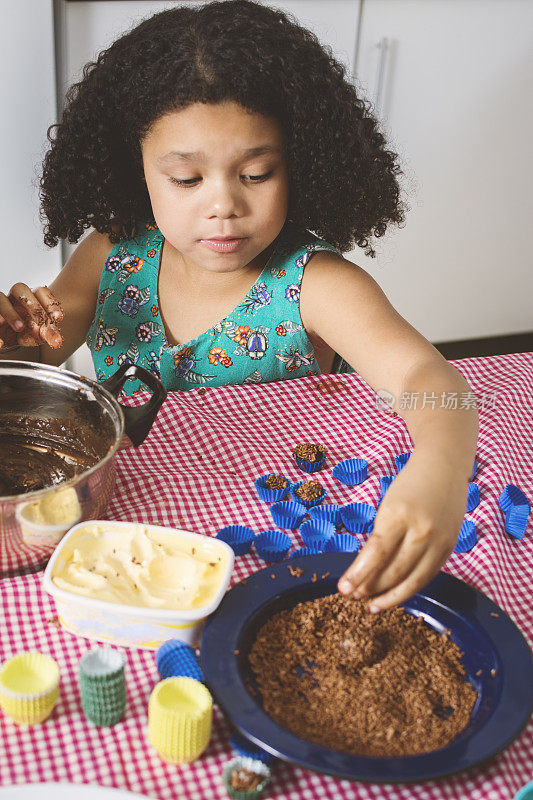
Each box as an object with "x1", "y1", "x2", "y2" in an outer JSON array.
[{"x1": 300, "y1": 253, "x2": 479, "y2": 611}]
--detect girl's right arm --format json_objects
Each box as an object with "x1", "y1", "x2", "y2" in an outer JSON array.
[{"x1": 0, "y1": 230, "x2": 115, "y2": 366}]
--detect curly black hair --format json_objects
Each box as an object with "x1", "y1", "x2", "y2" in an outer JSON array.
[{"x1": 40, "y1": 0, "x2": 406, "y2": 256}]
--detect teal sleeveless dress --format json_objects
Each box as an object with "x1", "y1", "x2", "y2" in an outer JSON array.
[{"x1": 86, "y1": 219, "x2": 349, "y2": 395}]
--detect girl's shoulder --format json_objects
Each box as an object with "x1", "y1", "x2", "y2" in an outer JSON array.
[
  {"x1": 97, "y1": 219, "x2": 163, "y2": 281},
  {"x1": 276, "y1": 221, "x2": 343, "y2": 262}
]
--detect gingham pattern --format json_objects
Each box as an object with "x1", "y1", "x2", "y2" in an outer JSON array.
[{"x1": 1, "y1": 353, "x2": 532, "y2": 799}]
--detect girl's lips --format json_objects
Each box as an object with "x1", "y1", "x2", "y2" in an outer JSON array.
[{"x1": 200, "y1": 238, "x2": 245, "y2": 253}]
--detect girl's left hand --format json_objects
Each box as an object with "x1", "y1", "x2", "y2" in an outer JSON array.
[{"x1": 337, "y1": 454, "x2": 469, "y2": 611}]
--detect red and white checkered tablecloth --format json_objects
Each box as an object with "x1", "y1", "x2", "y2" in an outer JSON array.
[{"x1": 1, "y1": 353, "x2": 532, "y2": 800}]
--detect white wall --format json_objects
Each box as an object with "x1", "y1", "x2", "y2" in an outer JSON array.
[{"x1": 0, "y1": 0, "x2": 61, "y2": 293}]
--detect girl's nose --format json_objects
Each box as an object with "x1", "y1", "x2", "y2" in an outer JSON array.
[{"x1": 206, "y1": 180, "x2": 244, "y2": 219}]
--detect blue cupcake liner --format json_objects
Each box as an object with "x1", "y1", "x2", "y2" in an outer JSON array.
[
  {"x1": 230, "y1": 731, "x2": 275, "y2": 765},
  {"x1": 299, "y1": 519, "x2": 335, "y2": 548},
  {"x1": 378, "y1": 476, "x2": 394, "y2": 504},
  {"x1": 498, "y1": 484, "x2": 530, "y2": 514},
  {"x1": 340, "y1": 502, "x2": 376, "y2": 534},
  {"x1": 470, "y1": 458, "x2": 478, "y2": 482},
  {"x1": 394, "y1": 452, "x2": 411, "y2": 472},
  {"x1": 270, "y1": 501, "x2": 307, "y2": 530},
  {"x1": 254, "y1": 530, "x2": 292, "y2": 562},
  {"x1": 498, "y1": 485, "x2": 530, "y2": 539},
  {"x1": 156, "y1": 640, "x2": 204, "y2": 682},
  {"x1": 332, "y1": 458, "x2": 368, "y2": 486},
  {"x1": 466, "y1": 482, "x2": 480, "y2": 512},
  {"x1": 216, "y1": 525, "x2": 255, "y2": 555},
  {"x1": 324, "y1": 533, "x2": 360, "y2": 554},
  {"x1": 254, "y1": 474, "x2": 291, "y2": 503},
  {"x1": 290, "y1": 481, "x2": 327, "y2": 509},
  {"x1": 454, "y1": 520, "x2": 478, "y2": 553},
  {"x1": 309, "y1": 504, "x2": 342, "y2": 527},
  {"x1": 293, "y1": 447, "x2": 327, "y2": 473},
  {"x1": 289, "y1": 544, "x2": 324, "y2": 558},
  {"x1": 504, "y1": 506, "x2": 530, "y2": 540}
]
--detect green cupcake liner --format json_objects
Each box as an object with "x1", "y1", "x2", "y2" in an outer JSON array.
[
  {"x1": 79, "y1": 677, "x2": 126, "y2": 697},
  {"x1": 80, "y1": 693, "x2": 127, "y2": 708},
  {"x1": 79, "y1": 648, "x2": 125, "y2": 683},
  {"x1": 79, "y1": 669, "x2": 124, "y2": 683},
  {"x1": 81, "y1": 693, "x2": 126, "y2": 726},
  {"x1": 222, "y1": 757, "x2": 270, "y2": 800}
]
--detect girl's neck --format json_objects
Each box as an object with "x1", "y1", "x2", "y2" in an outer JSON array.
[{"x1": 163, "y1": 239, "x2": 275, "y2": 299}]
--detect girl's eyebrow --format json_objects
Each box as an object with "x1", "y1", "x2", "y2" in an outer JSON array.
[{"x1": 157, "y1": 145, "x2": 281, "y2": 164}]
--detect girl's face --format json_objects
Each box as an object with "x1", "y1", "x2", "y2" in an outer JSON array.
[{"x1": 141, "y1": 101, "x2": 289, "y2": 273}]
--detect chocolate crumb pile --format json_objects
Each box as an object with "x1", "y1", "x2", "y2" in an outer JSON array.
[
  {"x1": 293, "y1": 443, "x2": 327, "y2": 463},
  {"x1": 265, "y1": 474, "x2": 288, "y2": 490},
  {"x1": 230, "y1": 768, "x2": 263, "y2": 791},
  {"x1": 294, "y1": 480, "x2": 324, "y2": 502},
  {"x1": 248, "y1": 594, "x2": 477, "y2": 757}
]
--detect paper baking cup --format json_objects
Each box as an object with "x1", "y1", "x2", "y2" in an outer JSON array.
[
  {"x1": 223, "y1": 756, "x2": 271, "y2": 800},
  {"x1": 230, "y1": 730, "x2": 275, "y2": 765},
  {"x1": 289, "y1": 545, "x2": 323, "y2": 558},
  {"x1": 292, "y1": 446, "x2": 327, "y2": 474},
  {"x1": 299, "y1": 519, "x2": 335, "y2": 548},
  {"x1": 466, "y1": 482, "x2": 480, "y2": 512},
  {"x1": 149, "y1": 677, "x2": 212, "y2": 763},
  {"x1": 504, "y1": 505, "x2": 530, "y2": 540},
  {"x1": 470, "y1": 458, "x2": 478, "y2": 482},
  {"x1": 270, "y1": 501, "x2": 307, "y2": 530},
  {"x1": 340, "y1": 503, "x2": 376, "y2": 534},
  {"x1": 156, "y1": 640, "x2": 204, "y2": 683},
  {"x1": 331, "y1": 458, "x2": 368, "y2": 486},
  {"x1": 498, "y1": 484, "x2": 530, "y2": 513},
  {"x1": 254, "y1": 474, "x2": 291, "y2": 503},
  {"x1": 309, "y1": 504, "x2": 342, "y2": 527},
  {"x1": 0, "y1": 652, "x2": 59, "y2": 725},
  {"x1": 79, "y1": 647, "x2": 124, "y2": 682},
  {"x1": 378, "y1": 476, "x2": 394, "y2": 504},
  {"x1": 290, "y1": 481, "x2": 327, "y2": 509},
  {"x1": 394, "y1": 452, "x2": 411, "y2": 472},
  {"x1": 79, "y1": 648, "x2": 126, "y2": 726},
  {"x1": 216, "y1": 525, "x2": 255, "y2": 556},
  {"x1": 454, "y1": 520, "x2": 478, "y2": 553},
  {"x1": 254, "y1": 531, "x2": 292, "y2": 562},
  {"x1": 324, "y1": 533, "x2": 360, "y2": 554},
  {"x1": 498, "y1": 484, "x2": 530, "y2": 540}
]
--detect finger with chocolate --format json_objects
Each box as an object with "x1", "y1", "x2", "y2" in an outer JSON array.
[{"x1": 0, "y1": 283, "x2": 63, "y2": 350}]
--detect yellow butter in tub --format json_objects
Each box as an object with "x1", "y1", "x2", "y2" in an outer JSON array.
[{"x1": 52, "y1": 522, "x2": 229, "y2": 611}]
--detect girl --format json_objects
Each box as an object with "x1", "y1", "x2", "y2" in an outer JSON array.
[{"x1": 0, "y1": 0, "x2": 477, "y2": 612}]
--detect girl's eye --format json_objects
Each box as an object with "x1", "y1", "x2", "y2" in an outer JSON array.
[
  {"x1": 169, "y1": 171, "x2": 273, "y2": 188},
  {"x1": 169, "y1": 177, "x2": 199, "y2": 187},
  {"x1": 245, "y1": 172, "x2": 273, "y2": 182}
]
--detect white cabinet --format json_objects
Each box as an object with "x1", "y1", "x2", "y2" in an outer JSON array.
[{"x1": 353, "y1": 0, "x2": 533, "y2": 341}]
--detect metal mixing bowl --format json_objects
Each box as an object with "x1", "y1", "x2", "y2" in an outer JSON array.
[{"x1": 0, "y1": 360, "x2": 167, "y2": 577}]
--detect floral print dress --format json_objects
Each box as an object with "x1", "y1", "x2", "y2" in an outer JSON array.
[{"x1": 86, "y1": 219, "x2": 346, "y2": 394}]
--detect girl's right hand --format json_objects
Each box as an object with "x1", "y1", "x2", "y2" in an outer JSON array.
[{"x1": 0, "y1": 284, "x2": 64, "y2": 350}]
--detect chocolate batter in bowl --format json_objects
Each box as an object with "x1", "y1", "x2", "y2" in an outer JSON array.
[{"x1": 0, "y1": 360, "x2": 167, "y2": 577}]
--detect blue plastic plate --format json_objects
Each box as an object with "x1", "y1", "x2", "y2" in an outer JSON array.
[{"x1": 201, "y1": 553, "x2": 533, "y2": 783}]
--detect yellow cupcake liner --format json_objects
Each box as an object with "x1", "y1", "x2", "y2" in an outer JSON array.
[
  {"x1": 0, "y1": 652, "x2": 60, "y2": 725},
  {"x1": 148, "y1": 677, "x2": 213, "y2": 763}
]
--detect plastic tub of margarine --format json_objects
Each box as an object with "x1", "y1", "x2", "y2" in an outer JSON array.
[{"x1": 42, "y1": 520, "x2": 235, "y2": 649}]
